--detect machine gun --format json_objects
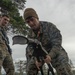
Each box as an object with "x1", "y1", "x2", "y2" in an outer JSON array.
[
  {"x1": 12, "y1": 35, "x2": 49, "y2": 62},
  {"x1": 12, "y1": 35, "x2": 55, "y2": 75},
  {"x1": 12, "y1": 35, "x2": 48, "y2": 54}
]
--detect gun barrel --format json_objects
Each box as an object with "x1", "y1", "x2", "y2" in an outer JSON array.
[{"x1": 28, "y1": 38, "x2": 39, "y2": 44}]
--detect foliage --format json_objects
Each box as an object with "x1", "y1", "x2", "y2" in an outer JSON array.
[
  {"x1": 15, "y1": 60, "x2": 27, "y2": 74},
  {"x1": 0, "y1": 0, "x2": 28, "y2": 35},
  {"x1": 0, "y1": 0, "x2": 26, "y2": 12},
  {"x1": 13, "y1": 0, "x2": 26, "y2": 10}
]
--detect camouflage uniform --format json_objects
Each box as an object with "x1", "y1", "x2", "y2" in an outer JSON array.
[
  {"x1": 26, "y1": 21, "x2": 74, "y2": 75},
  {"x1": 0, "y1": 27, "x2": 15, "y2": 75}
]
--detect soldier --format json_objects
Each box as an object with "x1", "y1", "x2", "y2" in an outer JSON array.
[
  {"x1": 0, "y1": 14, "x2": 15, "y2": 75},
  {"x1": 24, "y1": 8, "x2": 73, "y2": 75}
]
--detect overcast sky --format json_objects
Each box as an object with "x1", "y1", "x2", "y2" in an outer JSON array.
[{"x1": 8, "y1": 0, "x2": 75, "y2": 65}]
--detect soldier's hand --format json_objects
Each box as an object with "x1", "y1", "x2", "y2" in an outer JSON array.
[
  {"x1": 44, "y1": 55, "x2": 51, "y2": 64},
  {"x1": 35, "y1": 60, "x2": 42, "y2": 70}
]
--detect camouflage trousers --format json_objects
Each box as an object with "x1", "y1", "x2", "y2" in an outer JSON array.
[
  {"x1": 0, "y1": 47, "x2": 15, "y2": 75},
  {"x1": 51, "y1": 52, "x2": 74, "y2": 75},
  {"x1": 55, "y1": 62, "x2": 73, "y2": 75}
]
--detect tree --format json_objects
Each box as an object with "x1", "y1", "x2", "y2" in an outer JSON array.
[
  {"x1": 12, "y1": 0, "x2": 26, "y2": 10},
  {"x1": 0, "y1": 0, "x2": 26, "y2": 13},
  {"x1": 15, "y1": 60, "x2": 27, "y2": 75},
  {"x1": 0, "y1": 0, "x2": 28, "y2": 35}
]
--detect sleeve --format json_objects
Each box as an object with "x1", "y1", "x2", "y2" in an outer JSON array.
[
  {"x1": 0, "y1": 31, "x2": 4, "y2": 44},
  {"x1": 48, "y1": 23, "x2": 62, "y2": 59},
  {"x1": 7, "y1": 44, "x2": 12, "y2": 55}
]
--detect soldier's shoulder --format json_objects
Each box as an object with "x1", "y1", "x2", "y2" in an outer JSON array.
[
  {"x1": 40, "y1": 21, "x2": 54, "y2": 25},
  {"x1": 40, "y1": 21, "x2": 57, "y2": 28},
  {"x1": 40, "y1": 21, "x2": 60, "y2": 32}
]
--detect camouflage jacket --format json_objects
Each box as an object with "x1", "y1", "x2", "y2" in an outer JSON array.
[
  {"x1": 0, "y1": 27, "x2": 12, "y2": 54},
  {"x1": 27, "y1": 21, "x2": 67, "y2": 59}
]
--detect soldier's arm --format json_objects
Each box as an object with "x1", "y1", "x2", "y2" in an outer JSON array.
[{"x1": 47, "y1": 23, "x2": 62, "y2": 59}]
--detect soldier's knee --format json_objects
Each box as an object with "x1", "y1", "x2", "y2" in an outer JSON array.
[{"x1": 56, "y1": 63, "x2": 73, "y2": 75}]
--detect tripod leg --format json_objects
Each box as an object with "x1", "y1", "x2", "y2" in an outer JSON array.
[
  {"x1": 40, "y1": 66, "x2": 44, "y2": 75},
  {"x1": 47, "y1": 64, "x2": 55, "y2": 75}
]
